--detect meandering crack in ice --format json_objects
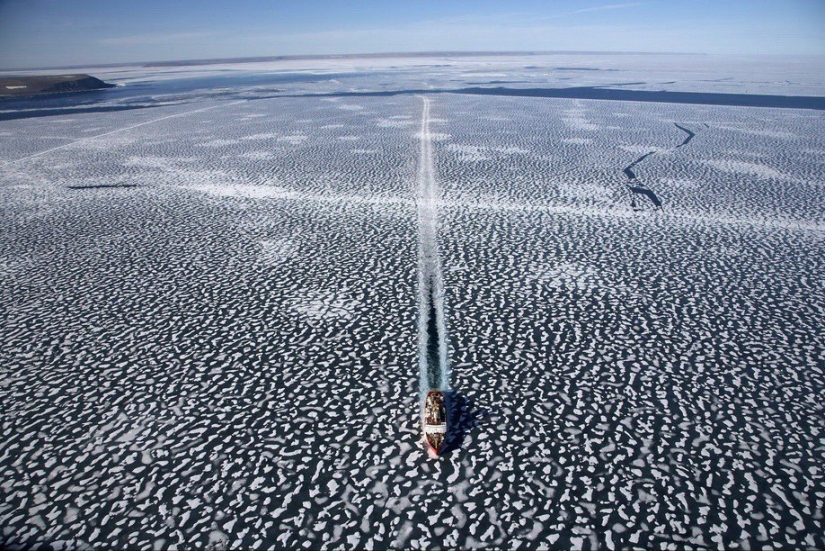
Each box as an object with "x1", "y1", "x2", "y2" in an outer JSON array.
[
  {"x1": 622, "y1": 151, "x2": 658, "y2": 182},
  {"x1": 416, "y1": 96, "x2": 450, "y2": 395},
  {"x1": 674, "y1": 123, "x2": 696, "y2": 147},
  {"x1": 621, "y1": 122, "x2": 699, "y2": 209}
]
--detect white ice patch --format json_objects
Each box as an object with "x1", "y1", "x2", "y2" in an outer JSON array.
[
  {"x1": 0, "y1": 257, "x2": 29, "y2": 278},
  {"x1": 240, "y1": 151, "x2": 276, "y2": 160},
  {"x1": 209, "y1": 531, "x2": 229, "y2": 546},
  {"x1": 197, "y1": 139, "x2": 238, "y2": 148},
  {"x1": 561, "y1": 138, "x2": 593, "y2": 145},
  {"x1": 124, "y1": 157, "x2": 284, "y2": 196},
  {"x1": 116, "y1": 426, "x2": 143, "y2": 443},
  {"x1": 376, "y1": 118, "x2": 415, "y2": 128},
  {"x1": 189, "y1": 183, "x2": 298, "y2": 199},
  {"x1": 528, "y1": 261, "x2": 639, "y2": 297},
  {"x1": 494, "y1": 146, "x2": 529, "y2": 154},
  {"x1": 619, "y1": 144, "x2": 670, "y2": 155},
  {"x1": 278, "y1": 135, "x2": 308, "y2": 145},
  {"x1": 563, "y1": 109, "x2": 600, "y2": 131},
  {"x1": 241, "y1": 133, "x2": 281, "y2": 141},
  {"x1": 445, "y1": 144, "x2": 491, "y2": 162},
  {"x1": 445, "y1": 143, "x2": 528, "y2": 162},
  {"x1": 337, "y1": 104, "x2": 363, "y2": 111},
  {"x1": 659, "y1": 177, "x2": 699, "y2": 189},
  {"x1": 460, "y1": 72, "x2": 507, "y2": 78},
  {"x1": 258, "y1": 239, "x2": 294, "y2": 265},
  {"x1": 715, "y1": 124, "x2": 797, "y2": 140},
  {"x1": 702, "y1": 159, "x2": 786, "y2": 180},
  {"x1": 416, "y1": 132, "x2": 451, "y2": 141},
  {"x1": 123, "y1": 155, "x2": 192, "y2": 170},
  {"x1": 289, "y1": 290, "x2": 361, "y2": 320},
  {"x1": 531, "y1": 262, "x2": 599, "y2": 289},
  {"x1": 558, "y1": 181, "x2": 613, "y2": 200}
]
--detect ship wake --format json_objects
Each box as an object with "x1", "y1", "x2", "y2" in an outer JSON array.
[{"x1": 416, "y1": 96, "x2": 449, "y2": 397}]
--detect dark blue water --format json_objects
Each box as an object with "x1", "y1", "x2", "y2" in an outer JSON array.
[
  {"x1": 452, "y1": 86, "x2": 825, "y2": 111},
  {"x1": 4, "y1": 70, "x2": 824, "y2": 122}
]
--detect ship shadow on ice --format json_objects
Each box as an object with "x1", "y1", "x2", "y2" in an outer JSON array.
[{"x1": 441, "y1": 389, "x2": 495, "y2": 455}]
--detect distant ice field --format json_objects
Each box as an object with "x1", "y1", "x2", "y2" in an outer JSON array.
[{"x1": 1, "y1": 56, "x2": 824, "y2": 549}]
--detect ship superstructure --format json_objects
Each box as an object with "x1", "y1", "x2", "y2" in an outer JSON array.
[{"x1": 423, "y1": 390, "x2": 447, "y2": 454}]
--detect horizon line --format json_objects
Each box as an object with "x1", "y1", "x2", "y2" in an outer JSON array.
[
  {"x1": 4, "y1": 49, "x2": 822, "y2": 74},
  {"x1": 0, "y1": 49, "x2": 714, "y2": 73}
]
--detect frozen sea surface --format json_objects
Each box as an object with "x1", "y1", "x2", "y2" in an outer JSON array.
[{"x1": 1, "y1": 54, "x2": 824, "y2": 549}]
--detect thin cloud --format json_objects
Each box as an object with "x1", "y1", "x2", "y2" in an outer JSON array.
[
  {"x1": 413, "y1": 4, "x2": 645, "y2": 28},
  {"x1": 99, "y1": 31, "x2": 218, "y2": 46},
  {"x1": 573, "y1": 2, "x2": 643, "y2": 14}
]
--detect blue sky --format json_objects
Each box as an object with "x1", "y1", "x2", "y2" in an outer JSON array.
[{"x1": 1, "y1": 0, "x2": 823, "y2": 69}]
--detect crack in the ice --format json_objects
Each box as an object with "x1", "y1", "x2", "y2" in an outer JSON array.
[
  {"x1": 621, "y1": 123, "x2": 698, "y2": 210},
  {"x1": 674, "y1": 123, "x2": 696, "y2": 147},
  {"x1": 623, "y1": 151, "x2": 657, "y2": 181}
]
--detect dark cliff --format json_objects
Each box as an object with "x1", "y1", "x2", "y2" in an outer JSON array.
[{"x1": 0, "y1": 74, "x2": 116, "y2": 97}]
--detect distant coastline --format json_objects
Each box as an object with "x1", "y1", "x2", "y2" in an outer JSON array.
[{"x1": 0, "y1": 74, "x2": 115, "y2": 98}]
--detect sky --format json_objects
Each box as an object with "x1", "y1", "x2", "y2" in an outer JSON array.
[{"x1": 1, "y1": 0, "x2": 824, "y2": 69}]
